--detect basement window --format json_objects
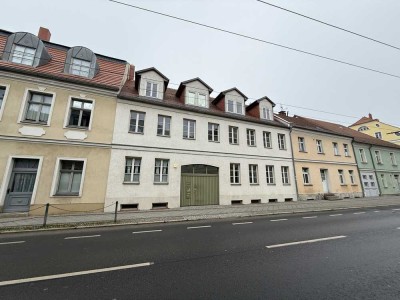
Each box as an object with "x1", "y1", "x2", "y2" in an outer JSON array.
[
  {"x1": 231, "y1": 200, "x2": 243, "y2": 205},
  {"x1": 284, "y1": 198, "x2": 293, "y2": 202},
  {"x1": 120, "y1": 204, "x2": 138, "y2": 210},
  {"x1": 152, "y1": 202, "x2": 168, "y2": 209},
  {"x1": 268, "y1": 199, "x2": 278, "y2": 203},
  {"x1": 251, "y1": 199, "x2": 261, "y2": 204}
]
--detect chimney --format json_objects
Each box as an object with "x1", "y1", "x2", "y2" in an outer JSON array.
[
  {"x1": 129, "y1": 64, "x2": 135, "y2": 81},
  {"x1": 278, "y1": 110, "x2": 287, "y2": 116},
  {"x1": 368, "y1": 113, "x2": 373, "y2": 119},
  {"x1": 38, "y1": 27, "x2": 51, "y2": 42}
]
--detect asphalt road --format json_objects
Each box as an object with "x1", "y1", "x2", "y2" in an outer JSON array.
[{"x1": 1, "y1": 206, "x2": 400, "y2": 299}]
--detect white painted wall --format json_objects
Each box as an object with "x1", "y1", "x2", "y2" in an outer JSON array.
[
  {"x1": 106, "y1": 99, "x2": 297, "y2": 211},
  {"x1": 138, "y1": 70, "x2": 165, "y2": 100}
]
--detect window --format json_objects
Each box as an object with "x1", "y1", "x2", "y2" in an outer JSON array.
[
  {"x1": 230, "y1": 163, "x2": 240, "y2": 184},
  {"x1": 0, "y1": 86, "x2": 6, "y2": 111},
  {"x1": 278, "y1": 134, "x2": 286, "y2": 150},
  {"x1": 262, "y1": 107, "x2": 272, "y2": 120},
  {"x1": 227, "y1": 100, "x2": 243, "y2": 114},
  {"x1": 298, "y1": 137, "x2": 306, "y2": 152},
  {"x1": 390, "y1": 152, "x2": 397, "y2": 165},
  {"x1": 343, "y1": 144, "x2": 350, "y2": 157},
  {"x1": 124, "y1": 158, "x2": 141, "y2": 183},
  {"x1": 281, "y1": 166, "x2": 290, "y2": 184},
  {"x1": 157, "y1": 115, "x2": 171, "y2": 137},
  {"x1": 23, "y1": 92, "x2": 52, "y2": 124},
  {"x1": 375, "y1": 132, "x2": 382, "y2": 139},
  {"x1": 302, "y1": 168, "x2": 311, "y2": 184},
  {"x1": 10, "y1": 45, "x2": 35, "y2": 66},
  {"x1": 333, "y1": 142, "x2": 340, "y2": 156},
  {"x1": 358, "y1": 126, "x2": 369, "y2": 132},
  {"x1": 266, "y1": 165, "x2": 275, "y2": 184},
  {"x1": 381, "y1": 174, "x2": 388, "y2": 188},
  {"x1": 183, "y1": 119, "x2": 196, "y2": 139},
  {"x1": 247, "y1": 129, "x2": 256, "y2": 146},
  {"x1": 338, "y1": 170, "x2": 345, "y2": 185},
  {"x1": 56, "y1": 160, "x2": 84, "y2": 195},
  {"x1": 316, "y1": 140, "x2": 324, "y2": 153},
  {"x1": 359, "y1": 148, "x2": 367, "y2": 163},
  {"x1": 70, "y1": 58, "x2": 91, "y2": 77},
  {"x1": 229, "y1": 126, "x2": 239, "y2": 144},
  {"x1": 263, "y1": 131, "x2": 272, "y2": 148},
  {"x1": 68, "y1": 99, "x2": 93, "y2": 129},
  {"x1": 208, "y1": 123, "x2": 219, "y2": 142},
  {"x1": 249, "y1": 164, "x2": 258, "y2": 184},
  {"x1": 349, "y1": 170, "x2": 355, "y2": 184},
  {"x1": 129, "y1": 111, "x2": 145, "y2": 133},
  {"x1": 375, "y1": 150, "x2": 383, "y2": 164},
  {"x1": 154, "y1": 159, "x2": 169, "y2": 183},
  {"x1": 186, "y1": 91, "x2": 207, "y2": 108},
  {"x1": 145, "y1": 81, "x2": 158, "y2": 98}
]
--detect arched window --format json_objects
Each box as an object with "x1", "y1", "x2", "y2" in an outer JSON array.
[
  {"x1": 64, "y1": 46, "x2": 99, "y2": 78},
  {"x1": 2, "y1": 32, "x2": 50, "y2": 67},
  {"x1": 358, "y1": 126, "x2": 369, "y2": 132}
]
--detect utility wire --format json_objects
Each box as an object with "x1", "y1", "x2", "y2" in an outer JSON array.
[
  {"x1": 256, "y1": 0, "x2": 400, "y2": 51},
  {"x1": 108, "y1": 0, "x2": 400, "y2": 80}
]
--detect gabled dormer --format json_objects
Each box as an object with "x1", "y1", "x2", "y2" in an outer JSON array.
[
  {"x1": 135, "y1": 67, "x2": 169, "y2": 100},
  {"x1": 246, "y1": 96, "x2": 275, "y2": 121},
  {"x1": 213, "y1": 88, "x2": 247, "y2": 115},
  {"x1": 176, "y1": 78, "x2": 213, "y2": 108}
]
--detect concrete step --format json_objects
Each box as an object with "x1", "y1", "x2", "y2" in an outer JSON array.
[
  {"x1": 324, "y1": 193, "x2": 343, "y2": 201},
  {"x1": 0, "y1": 212, "x2": 29, "y2": 219}
]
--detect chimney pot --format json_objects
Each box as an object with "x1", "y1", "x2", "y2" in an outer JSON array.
[
  {"x1": 38, "y1": 27, "x2": 51, "y2": 42},
  {"x1": 368, "y1": 113, "x2": 373, "y2": 119}
]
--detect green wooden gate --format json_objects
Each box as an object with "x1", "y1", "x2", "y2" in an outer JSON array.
[{"x1": 180, "y1": 165, "x2": 219, "y2": 206}]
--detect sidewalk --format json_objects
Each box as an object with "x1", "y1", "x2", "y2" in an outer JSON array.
[{"x1": 1, "y1": 196, "x2": 400, "y2": 232}]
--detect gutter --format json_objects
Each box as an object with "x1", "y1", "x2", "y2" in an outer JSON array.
[{"x1": 288, "y1": 125, "x2": 300, "y2": 200}]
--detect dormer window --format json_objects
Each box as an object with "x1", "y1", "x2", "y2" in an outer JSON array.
[
  {"x1": 186, "y1": 91, "x2": 207, "y2": 108},
  {"x1": 358, "y1": 126, "x2": 369, "y2": 132},
  {"x1": 146, "y1": 82, "x2": 158, "y2": 98},
  {"x1": 70, "y1": 58, "x2": 91, "y2": 77},
  {"x1": 262, "y1": 107, "x2": 272, "y2": 120},
  {"x1": 227, "y1": 100, "x2": 243, "y2": 114},
  {"x1": 11, "y1": 45, "x2": 36, "y2": 66}
]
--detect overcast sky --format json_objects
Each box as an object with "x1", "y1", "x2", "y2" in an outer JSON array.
[{"x1": 3, "y1": 0, "x2": 400, "y2": 126}]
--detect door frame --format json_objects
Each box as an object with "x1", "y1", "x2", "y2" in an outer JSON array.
[
  {"x1": 320, "y1": 169, "x2": 329, "y2": 193},
  {"x1": 0, "y1": 155, "x2": 43, "y2": 209}
]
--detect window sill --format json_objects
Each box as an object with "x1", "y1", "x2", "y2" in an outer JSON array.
[
  {"x1": 123, "y1": 181, "x2": 140, "y2": 185},
  {"x1": 208, "y1": 140, "x2": 220, "y2": 143},
  {"x1": 66, "y1": 126, "x2": 89, "y2": 131},
  {"x1": 250, "y1": 183, "x2": 259, "y2": 186},
  {"x1": 157, "y1": 134, "x2": 171, "y2": 138},
  {"x1": 264, "y1": 147, "x2": 272, "y2": 149},
  {"x1": 340, "y1": 184, "x2": 348, "y2": 186},
  {"x1": 334, "y1": 154, "x2": 341, "y2": 157},
  {"x1": 361, "y1": 162, "x2": 368, "y2": 164},
  {"x1": 279, "y1": 148, "x2": 287, "y2": 151},
  {"x1": 128, "y1": 131, "x2": 144, "y2": 135},
  {"x1": 230, "y1": 183, "x2": 241, "y2": 186},
  {"x1": 299, "y1": 151, "x2": 308, "y2": 153},
  {"x1": 20, "y1": 120, "x2": 49, "y2": 127},
  {"x1": 247, "y1": 145, "x2": 256, "y2": 147},
  {"x1": 53, "y1": 194, "x2": 81, "y2": 197},
  {"x1": 229, "y1": 143, "x2": 239, "y2": 146},
  {"x1": 283, "y1": 183, "x2": 291, "y2": 186},
  {"x1": 267, "y1": 183, "x2": 276, "y2": 186},
  {"x1": 303, "y1": 183, "x2": 313, "y2": 186},
  {"x1": 154, "y1": 182, "x2": 169, "y2": 185},
  {"x1": 351, "y1": 184, "x2": 358, "y2": 186},
  {"x1": 317, "y1": 152, "x2": 325, "y2": 155},
  {"x1": 183, "y1": 138, "x2": 196, "y2": 140}
]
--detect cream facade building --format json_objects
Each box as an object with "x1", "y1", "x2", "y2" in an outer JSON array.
[{"x1": 0, "y1": 28, "x2": 129, "y2": 215}]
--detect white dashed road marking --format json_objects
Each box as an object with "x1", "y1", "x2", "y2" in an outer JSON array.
[
  {"x1": 392, "y1": 208, "x2": 400, "y2": 211},
  {"x1": 0, "y1": 241, "x2": 25, "y2": 246},
  {"x1": 64, "y1": 235, "x2": 101, "y2": 240},
  {"x1": 329, "y1": 214, "x2": 343, "y2": 217},
  {"x1": 302, "y1": 216, "x2": 317, "y2": 219},
  {"x1": 353, "y1": 212, "x2": 366, "y2": 215},
  {"x1": 0, "y1": 262, "x2": 153, "y2": 287},
  {"x1": 270, "y1": 219, "x2": 288, "y2": 222},
  {"x1": 187, "y1": 225, "x2": 211, "y2": 229},
  {"x1": 132, "y1": 230, "x2": 162, "y2": 234},
  {"x1": 232, "y1": 222, "x2": 253, "y2": 225},
  {"x1": 266, "y1": 235, "x2": 347, "y2": 249}
]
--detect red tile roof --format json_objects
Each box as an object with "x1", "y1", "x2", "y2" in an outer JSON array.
[
  {"x1": 0, "y1": 31, "x2": 128, "y2": 91},
  {"x1": 349, "y1": 116, "x2": 378, "y2": 127}
]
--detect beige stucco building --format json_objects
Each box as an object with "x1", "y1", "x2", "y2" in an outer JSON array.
[
  {"x1": 0, "y1": 28, "x2": 129, "y2": 215},
  {"x1": 278, "y1": 114, "x2": 363, "y2": 200}
]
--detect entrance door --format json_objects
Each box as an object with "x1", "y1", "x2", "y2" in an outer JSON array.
[
  {"x1": 180, "y1": 165, "x2": 219, "y2": 206},
  {"x1": 320, "y1": 169, "x2": 329, "y2": 193},
  {"x1": 361, "y1": 172, "x2": 379, "y2": 197},
  {"x1": 3, "y1": 159, "x2": 39, "y2": 212}
]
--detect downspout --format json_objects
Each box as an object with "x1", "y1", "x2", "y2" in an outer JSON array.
[
  {"x1": 369, "y1": 145, "x2": 381, "y2": 196},
  {"x1": 288, "y1": 125, "x2": 300, "y2": 201},
  {"x1": 351, "y1": 139, "x2": 366, "y2": 198}
]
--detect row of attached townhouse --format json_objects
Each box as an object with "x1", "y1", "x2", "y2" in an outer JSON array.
[{"x1": 0, "y1": 27, "x2": 398, "y2": 216}]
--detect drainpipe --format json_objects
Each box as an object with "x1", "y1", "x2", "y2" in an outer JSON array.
[
  {"x1": 351, "y1": 140, "x2": 366, "y2": 198},
  {"x1": 288, "y1": 126, "x2": 300, "y2": 201},
  {"x1": 369, "y1": 145, "x2": 381, "y2": 196}
]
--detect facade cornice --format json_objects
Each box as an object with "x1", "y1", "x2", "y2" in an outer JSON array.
[{"x1": 294, "y1": 158, "x2": 357, "y2": 166}]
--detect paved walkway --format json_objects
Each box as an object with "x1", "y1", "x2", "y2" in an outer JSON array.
[{"x1": 1, "y1": 196, "x2": 400, "y2": 231}]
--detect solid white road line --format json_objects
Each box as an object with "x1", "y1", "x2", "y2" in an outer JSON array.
[
  {"x1": 270, "y1": 219, "x2": 288, "y2": 222},
  {"x1": 373, "y1": 210, "x2": 380, "y2": 213},
  {"x1": 353, "y1": 212, "x2": 366, "y2": 215},
  {"x1": 0, "y1": 262, "x2": 153, "y2": 287},
  {"x1": 187, "y1": 225, "x2": 211, "y2": 229},
  {"x1": 232, "y1": 222, "x2": 253, "y2": 225},
  {"x1": 392, "y1": 208, "x2": 400, "y2": 211},
  {"x1": 329, "y1": 214, "x2": 343, "y2": 217},
  {"x1": 0, "y1": 241, "x2": 25, "y2": 246},
  {"x1": 64, "y1": 235, "x2": 101, "y2": 240},
  {"x1": 132, "y1": 230, "x2": 162, "y2": 234},
  {"x1": 302, "y1": 216, "x2": 317, "y2": 219},
  {"x1": 266, "y1": 235, "x2": 347, "y2": 249}
]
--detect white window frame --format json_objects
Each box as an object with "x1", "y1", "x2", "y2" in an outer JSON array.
[
  {"x1": 0, "y1": 84, "x2": 10, "y2": 121},
  {"x1": 124, "y1": 157, "x2": 141, "y2": 183},
  {"x1": 343, "y1": 144, "x2": 350, "y2": 157},
  {"x1": 375, "y1": 132, "x2": 382, "y2": 139},
  {"x1": 338, "y1": 169, "x2": 345, "y2": 185},
  {"x1": 208, "y1": 123, "x2": 220, "y2": 142},
  {"x1": 278, "y1": 134, "x2": 286, "y2": 150},
  {"x1": 230, "y1": 163, "x2": 241, "y2": 184},
  {"x1": 298, "y1": 137, "x2": 306, "y2": 152},
  {"x1": 183, "y1": 119, "x2": 196, "y2": 140},
  {"x1": 266, "y1": 165, "x2": 275, "y2": 184},
  {"x1": 375, "y1": 150, "x2": 383, "y2": 164},
  {"x1": 63, "y1": 96, "x2": 95, "y2": 130},
  {"x1": 302, "y1": 167, "x2": 311, "y2": 184},
  {"x1": 281, "y1": 166, "x2": 290, "y2": 185},
  {"x1": 359, "y1": 148, "x2": 367, "y2": 163},
  {"x1": 261, "y1": 107, "x2": 272, "y2": 120},
  {"x1": 145, "y1": 81, "x2": 158, "y2": 98},
  {"x1": 249, "y1": 164, "x2": 259, "y2": 184},
  {"x1": 247, "y1": 129, "x2": 256, "y2": 147},
  {"x1": 185, "y1": 90, "x2": 208, "y2": 108},
  {"x1": 50, "y1": 157, "x2": 87, "y2": 197},
  {"x1": 263, "y1": 131, "x2": 272, "y2": 148},
  {"x1": 70, "y1": 58, "x2": 91, "y2": 77},
  {"x1": 390, "y1": 152, "x2": 397, "y2": 166},
  {"x1": 129, "y1": 110, "x2": 146, "y2": 134},
  {"x1": 333, "y1": 142, "x2": 340, "y2": 156},
  {"x1": 316, "y1": 140, "x2": 324, "y2": 154},
  {"x1": 10, "y1": 44, "x2": 36, "y2": 66},
  {"x1": 229, "y1": 126, "x2": 239, "y2": 145},
  {"x1": 154, "y1": 159, "x2": 169, "y2": 184},
  {"x1": 157, "y1": 115, "x2": 171, "y2": 137},
  {"x1": 349, "y1": 170, "x2": 355, "y2": 184},
  {"x1": 18, "y1": 87, "x2": 56, "y2": 126},
  {"x1": 226, "y1": 99, "x2": 244, "y2": 115}
]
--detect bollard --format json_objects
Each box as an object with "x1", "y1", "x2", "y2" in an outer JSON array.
[
  {"x1": 43, "y1": 203, "x2": 50, "y2": 227},
  {"x1": 114, "y1": 201, "x2": 119, "y2": 223}
]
